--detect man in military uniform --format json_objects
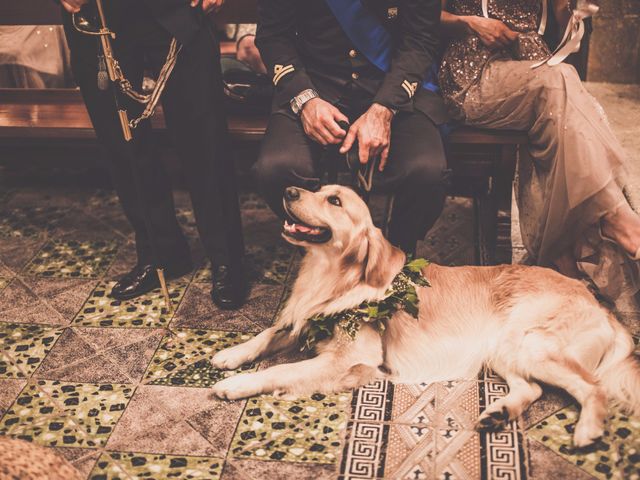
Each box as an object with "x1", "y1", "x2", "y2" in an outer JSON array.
[
  {"x1": 254, "y1": 0, "x2": 449, "y2": 254},
  {"x1": 59, "y1": 0, "x2": 246, "y2": 308}
]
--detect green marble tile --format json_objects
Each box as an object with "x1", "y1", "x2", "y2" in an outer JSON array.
[
  {"x1": 0, "y1": 206, "x2": 67, "y2": 238},
  {"x1": 194, "y1": 243, "x2": 293, "y2": 286},
  {"x1": 230, "y1": 392, "x2": 351, "y2": 464},
  {"x1": 144, "y1": 329, "x2": 256, "y2": 387},
  {"x1": 0, "y1": 322, "x2": 65, "y2": 378},
  {"x1": 72, "y1": 280, "x2": 187, "y2": 328},
  {"x1": 528, "y1": 404, "x2": 640, "y2": 479},
  {"x1": 89, "y1": 451, "x2": 223, "y2": 480},
  {"x1": 24, "y1": 240, "x2": 119, "y2": 279},
  {"x1": 0, "y1": 380, "x2": 133, "y2": 448}
]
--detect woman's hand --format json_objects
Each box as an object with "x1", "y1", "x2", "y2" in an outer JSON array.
[
  {"x1": 466, "y1": 16, "x2": 518, "y2": 49},
  {"x1": 60, "y1": 0, "x2": 88, "y2": 14},
  {"x1": 191, "y1": 0, "x2": 225, "y2": 14}
]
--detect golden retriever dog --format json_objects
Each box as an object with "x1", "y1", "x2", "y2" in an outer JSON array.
[{"x1": 211, "y1": 185, "x2": 640, "y2": 447}]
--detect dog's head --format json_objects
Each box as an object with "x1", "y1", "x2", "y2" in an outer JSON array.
[{"x1": 282, "y1": 185, "x2": 404, "y2": 288}]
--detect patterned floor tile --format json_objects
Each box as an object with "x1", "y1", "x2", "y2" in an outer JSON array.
[
  {"x1": 434, "y1": 427, "x2": 481, "y2": 479},
  {"x1": 35, "y1": 328, "x2": 164, "y2": 383},
  {"x1": 230, "y1": 392, "x2": 351, "y2": 464},
  {"x1": 106, "y1": 385, "x2": 244, "y2": 456},
  {"x1": 144, "y1": 329, "x2": 256, "y2": 387},
  {"x1": 24, "y1": 240, "x2": 119, "y2": 279},
  {"x1": 0, "y1": 277, "x2": 97, "y2": 326},
  {"x1": 0, "y1": 322, "x2": 65, "y2": 378},
  {"x1": 173, "y1": 282, "x2": 284, "y2": 331},
  {"x1": 225, "y1": 458, "x2": 337, "y2": 480},
  {"x1": 72, "y1": 280, "x2": 188, "y2": 328},
  {"x1": 54, "y1": 447, "x2": 103, "y2": 479},
  {"x1": 0, "y1": 380, "x2": 133, "y2": 448},
  {"x1": 383, "y1": 423, "x2": 436, "y2": 479},
  {"x1": 0, "y1": 205, "x2": 68, "y2": 238},
  {"x1": 528, "y1": 404, "x2": 640, "y2": 479},
  {"x1": 0, "y1": 378, "x2": 27, "y2": 417},
  {"x1": 89, "y1": 451, "x2": 224, "y2": 480},
  {"x1": 390, "y1": 381, "x2": 479, "y2": 429}
]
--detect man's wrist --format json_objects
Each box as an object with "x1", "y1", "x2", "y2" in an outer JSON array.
[
  {"x1": 290, "y1": 89, "x2": 319, "y2": 115},
  {"x1": 371, "y1": 103, "x2": 396, "y2": 121}
]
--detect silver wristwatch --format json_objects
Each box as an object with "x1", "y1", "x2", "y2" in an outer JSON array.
[{"x1": 290, "y1": 89, "x2": 319, "y2": 115}]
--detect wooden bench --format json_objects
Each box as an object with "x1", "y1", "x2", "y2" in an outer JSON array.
[{"x1": 0, "y1": 0, "x2": 529, "y2": 265}]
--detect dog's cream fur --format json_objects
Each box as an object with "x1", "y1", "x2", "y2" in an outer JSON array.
[{"x1": 211, "y1": 185, "x2": 640, "y2": 447}]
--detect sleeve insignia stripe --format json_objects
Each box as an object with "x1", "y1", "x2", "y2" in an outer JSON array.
[
  {"x1": 273, "y1": 64, "x2": 295, "y2": 85},
  {"x1": 401, "y1": 80, "x2": 419, "y2": 98}
]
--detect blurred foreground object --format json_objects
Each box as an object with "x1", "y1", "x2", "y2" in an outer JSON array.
[
  {"x1": 0, "y1": 436, "x2": 83, "y2": 480},
  {"x1": 0, "y1": 25, "x2": 72, "y2": 88}
]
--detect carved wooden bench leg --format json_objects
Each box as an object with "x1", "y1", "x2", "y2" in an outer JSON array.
[{"x1": 474, "y1": 144, "x2": 517, "y2": 266}]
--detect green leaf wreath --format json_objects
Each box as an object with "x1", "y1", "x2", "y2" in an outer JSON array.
[{"x1": 302, "y1": 258, "x2": 431, "y2": 351}]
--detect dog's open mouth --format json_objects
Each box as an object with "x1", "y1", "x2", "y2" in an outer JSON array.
[{"x1": 282, "y1": 208, "x2": 331, "y2": 243}]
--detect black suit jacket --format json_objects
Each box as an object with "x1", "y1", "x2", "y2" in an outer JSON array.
[
  {"x1": 143, "y1": 0, "x2": 203, "y2": 45},
  {"x1": 255, "y1": 0, "x2": 448, "y2": 124}
]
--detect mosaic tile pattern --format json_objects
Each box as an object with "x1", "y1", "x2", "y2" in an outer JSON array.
[
  {"x1": 0, "y1": 206, "x2": 68, "y2": 238},
  {"x1": 0, "y1": 380, "x2": 133, "y2": 448},
  {"x1": 529, "y1": 404, "x2": 640, "y2": 479},
  {"x1": 230, "y1": 392, "x2": 351, "y2": 464},
  {"x1": 72, "y1": 280, "x2": 187, "y2": 328},
  {"x1": 89, "y1": 451, "x2": 223, "y2": 480},
  {"x1": 144, "y1": 329, "x2": 256, "y2": 387},
  {"x1": 2, "y1": 181, "x2": 639, "y2": 479},
  {"x1": 0, "y1": 322, "x2": 64, "y2": 378},
  {"x1": 24, "y1": 240, "x2": 119, "y2": 279}
]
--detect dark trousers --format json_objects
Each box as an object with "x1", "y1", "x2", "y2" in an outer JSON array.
[
  {"x1": 254, "y1": 92, "x2": 448, "y2": 252},
  {"x1": 63, "y1": 11, "x2": 243, "y2": 269}
]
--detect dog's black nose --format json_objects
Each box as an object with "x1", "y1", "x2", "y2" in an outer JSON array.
[{"x1": 285, "y1": 187, "x2": 300, "y2": 202}]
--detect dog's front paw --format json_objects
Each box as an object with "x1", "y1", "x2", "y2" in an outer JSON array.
[
  {"x1": 573, "y1": 419, "x2": 604, "y2": 448},
  {"x1": 476, "y1": 405, "x2": 511, "y2": 432},
  {"x1": 211, "y1": 374, "x2": 258, "y2": 400},
  {"x1": 211, "y1": 345, "x2": 250, "y2": 371}
]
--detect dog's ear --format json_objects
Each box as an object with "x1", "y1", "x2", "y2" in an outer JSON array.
[{"x1": 364, "y1": 227, "x2": 405, "y2": 288}]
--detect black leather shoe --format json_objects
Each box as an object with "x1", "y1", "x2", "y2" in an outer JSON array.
[
  {"x1": 110, "y1": 261, "x2": 193, "y2": 301},
  {"x1": 211, "y1": 264, "x2": 246, "y2": 310}
]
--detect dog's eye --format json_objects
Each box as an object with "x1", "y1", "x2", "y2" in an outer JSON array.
[{"x1": 327, "y1": 195, "x2": 342, "y2": 207}]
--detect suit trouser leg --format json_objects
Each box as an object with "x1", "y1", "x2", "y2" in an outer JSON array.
[
  {"x1": 146, "y1": 25, "x2": 245, "y2": 266},
  {"x1": 374, "y1": 112, "x2": 448, "y2": 253},
  {"x1": 253, "y1": 113, "x2": 324, "y2": 218},
  {"x1": 62, "y1": 14, "x2": 190, "y2": 267}
]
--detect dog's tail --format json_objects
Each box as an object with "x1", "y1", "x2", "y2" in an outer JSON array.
[{"x1": 596, "y1": 319, "x2": 640, "y2": 415}]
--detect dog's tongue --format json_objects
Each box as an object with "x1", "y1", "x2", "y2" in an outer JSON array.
[{"x1": 284, "y1": 221, "x2": 319, "y2": 235}]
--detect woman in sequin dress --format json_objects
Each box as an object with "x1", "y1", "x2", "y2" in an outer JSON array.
[{"x1": 439, "y1": 0, "x2": 640, "y2": 297}]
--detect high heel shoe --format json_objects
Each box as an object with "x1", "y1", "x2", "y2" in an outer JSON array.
[{"x1": 598, "y1": 221, "x2": 640, "y2": 260}]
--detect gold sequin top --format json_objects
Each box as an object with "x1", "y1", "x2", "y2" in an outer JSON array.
[{"x1": 439, "y1": 0, "x2": 551, "y2": 118}]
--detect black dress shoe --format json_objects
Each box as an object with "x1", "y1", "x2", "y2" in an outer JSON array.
[
  {"x1": 111, "y1": 261, "x2": 193, "y2": 301},
  {"x1": 211, "y1": 264, "x2": 247, "y2": 310}
]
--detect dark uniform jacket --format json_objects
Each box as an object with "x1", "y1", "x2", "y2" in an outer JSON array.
[
  {"x1": 255, "y1": 0, "x2": 449, "y2": 124},
  {"x1": 59, "y1": 0, "x2": 203, "y2": 46}
]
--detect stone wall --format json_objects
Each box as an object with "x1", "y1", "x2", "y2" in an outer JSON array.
[{"x1": 587, "y1": 0, "x2": 640, "y2": 83}]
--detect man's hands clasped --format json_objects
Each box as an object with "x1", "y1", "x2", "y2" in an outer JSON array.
[{"x1": 300, "y1": 100, "x2": 393, "y2": 172}]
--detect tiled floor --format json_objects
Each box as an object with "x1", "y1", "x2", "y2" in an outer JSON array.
[{"x1": 0, "y1": 183, "x2": 639, "y2": 480}]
